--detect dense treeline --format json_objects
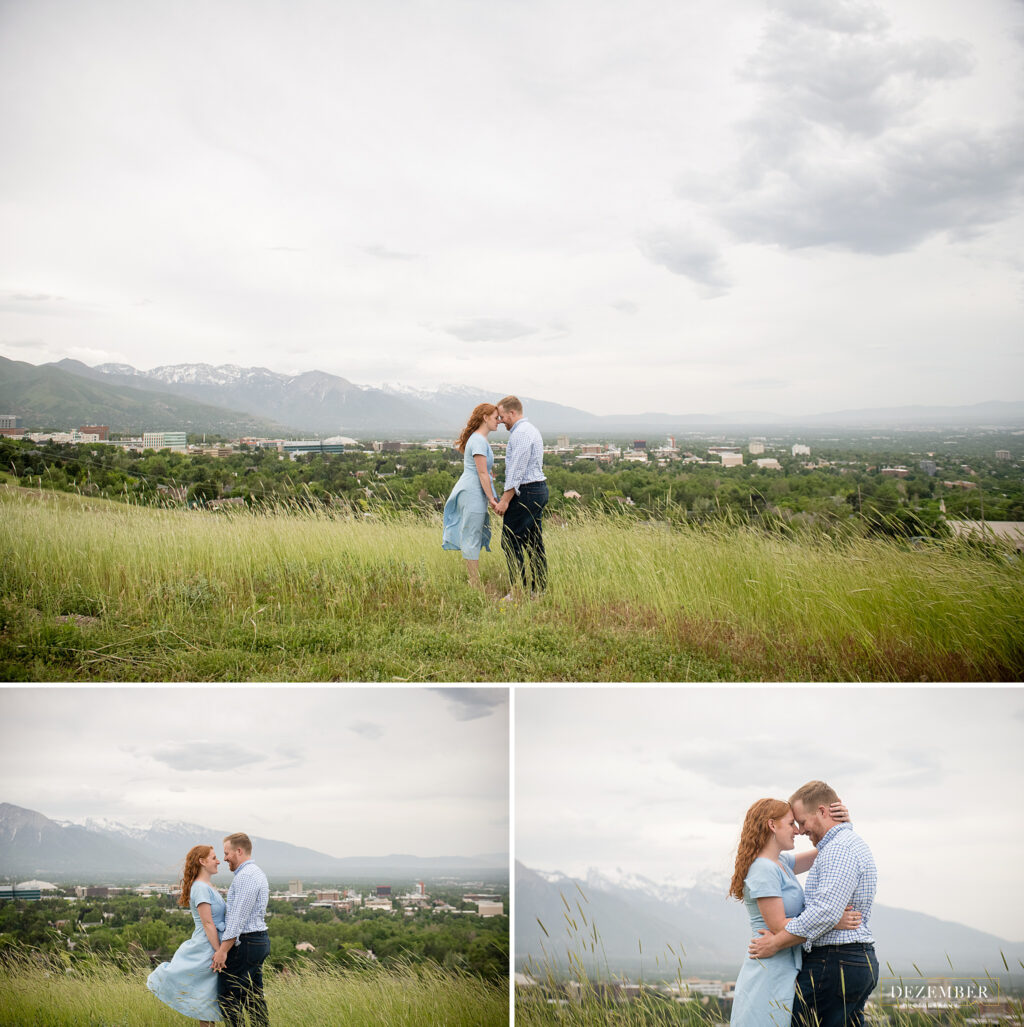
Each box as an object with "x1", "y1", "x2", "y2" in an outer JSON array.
[
  {"x1": 0, "y1": 895, "x2": 508, "y2": 980},
  {"x1": 2, "y1": 433, "x2": 1022, "y2": 538}
]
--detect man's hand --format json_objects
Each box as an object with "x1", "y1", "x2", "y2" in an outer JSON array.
[
  {"x1": 211, "y1": 947, "x2": 228, "y2": 972},
  {"x1": 748, "y1": 928, "x2": 781, "y2": 960},
  {"x1": 495, "y1": 498, "x2": 509, "y2": 515}
]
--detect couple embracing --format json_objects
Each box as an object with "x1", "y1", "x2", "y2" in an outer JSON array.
[
  {"x1": 730, "y1": 780, "x2": 879, "y2": 1026},
  {"x1": 442, "y1": 394, "x2": 548, "y2": 598},
  {"x1": 147, "y1": 833, "x2": 270, "y2": 1027}
]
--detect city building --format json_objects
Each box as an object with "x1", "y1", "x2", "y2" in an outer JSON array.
[
  {"x1": 881, "y1": 467, "x2": 910, "y2": 478},
  {"x1": 289, "y1": 879, "x2": 304, "y2": 896},
  {"x1": 79, "y1": 425, "x2": 110, "y2": 440},
  {"x1": 0, "y1": 415, "x2": 23, "y2": 437},
  {"x1": 475, "y1": 901, "x2": 504, "y2": 917},
  {"x1": 792, "y1": 444, "x2": 811, "y2": 457},
  {"x1": 720, "y1": 453, "x2": 743, "y2": 467},
  {"x1": 142, "y1": 431, "x2": 187, "y2": 451},
  {"x1": 375, "y1": 885, "x2": 392, "y2": 897},
  {"x1": 755, "y1": 458, "x2": 782, "y2": 470},
  {"x1": 748, "y1": 439, "x2": 765, "y2": 455},
  {"x1": 919, "y1": 460, "x2": 937, "y2": 476},
  {"x1": 996, "y1": 450, "x2": 1011, "y2": 460},
  {"x1": 315, "y1": 890, "x2": 340, "y2": 901}
]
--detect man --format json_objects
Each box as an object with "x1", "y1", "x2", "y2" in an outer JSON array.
[
  {"x1": 494, "y1": 395, "x2": 548, "y2": 597},
  {"x1": 748, "y1": 780, "x2": 878, "y2": 1027},
  {"x1": 212, "y1": 833, "x2": 271, "y2": 1027}
]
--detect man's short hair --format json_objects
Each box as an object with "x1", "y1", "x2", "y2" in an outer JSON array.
[
  {"x1": 789, "y1": 780, "x2": 839, "y2": 812},
  {"x1": 496, "y1": 395, "x2": 522, "y2": 414},
  {"x1": 223, "y1": 832, "x2": 252, "y2": 854}
]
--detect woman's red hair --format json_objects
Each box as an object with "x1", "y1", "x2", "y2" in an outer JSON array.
[
  {"x1": 728, "y1": 798, "x2": 790, "y2": 901},
  {"x1": 455, "y1": 404, "x2": 497, "y2": 453},
  {"x1": 178, "y1": 844, "x2": 214, "y2": 907}
]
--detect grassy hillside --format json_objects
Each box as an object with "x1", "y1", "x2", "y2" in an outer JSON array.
[
  {"x1": 0, "y1": 355, "x2": 285, "y2": 435},
  {"x1": 0, "y1": 954, "x2": 507, "y2": 1026},
  {"x1": 1, "y1": 486, "x2": 1021, "y2": 680}
]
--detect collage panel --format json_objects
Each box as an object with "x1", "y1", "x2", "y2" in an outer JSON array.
[
  {"x1": 0, "y1": 686, "x2": 510, "y2": 1026},
  {"x1": 514, "y1": 686, "x2": 1024, "y2": 1026}
]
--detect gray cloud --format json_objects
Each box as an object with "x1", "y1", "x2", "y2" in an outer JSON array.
[
  {"x1": 443, "y1": 317, "x2": 537, "y2": 342},
  {"x1": 722, "y1": 124, "x2": 1024, "y2": 254},
  {"x1": 649, "y1": 0, "x2": 1022, "y2": 264},
  {"x1": 670, "y1": 739, "x2": 874, "y2": 791},
  {"x1": 611, "y1": 300, "x2": 639, "y2": 315},
  {"x1": 637, "y1": 228, "x2": 730, "y2": 293},
  {"x1": 349, "y1": 720, "x2": 385, "y2": 740},
  {"x1": 151, "y1": 741, "x2": 266, "y2": 772},
  {"x1": 431, "y1": 688, "x2": 507, "y2": 722},
  {"x1": 746, "y1": 4, "x2": 972, "y2": 138}
]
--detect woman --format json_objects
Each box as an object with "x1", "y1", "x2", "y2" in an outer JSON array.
[
  {"x1": 442, "y1": 403, "x2": 500, "y2": 588},
  {"x1": 729, "y1": 799, "x2": 860, "y2": 1026},
  {"x1": 147, "y1": 844, "x2": 225, "y2": 1025}
]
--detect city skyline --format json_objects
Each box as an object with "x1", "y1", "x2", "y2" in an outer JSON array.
[
  {"x1": 0, "y1": 687, "x2": 509, "y2": 859},
  {"x1": 2, "y1": 0, "x2": 1022, "y2": 416},
  {"x1": 516, "y1": 686, "x2": 1024, "y2": 940}
]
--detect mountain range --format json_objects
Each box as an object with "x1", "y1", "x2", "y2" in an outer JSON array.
[
  {"x1": 516, "y1": 862, "x2": 1024, "y2": 978},
  {"x1": 2, "y1": 355, "x2": 1023, "y2": 436},
  {"x1": 0, "y1": 803, "x2": 507, "y2": 882}
]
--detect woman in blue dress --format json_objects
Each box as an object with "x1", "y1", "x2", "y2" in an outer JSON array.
[
  {"x1": 442, "y1": 403, "x2": 500, "y2": 588},
  {"x1": 147, "y1": 844, "x2": 226, "y2": 1025},
  {"x1": 729, "y1": 798, "x2": 859, "y2": 1026}
]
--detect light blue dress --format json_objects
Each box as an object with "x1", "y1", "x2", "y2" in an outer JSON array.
[
  {"x1": 442, "y1": 433, "x2": 497, "y2": 560},
  {"x1": 147, "y1": 881, "x2": 225, "y2": 1021},
  {"x1": 731, "y1": 852, "x2": 804, "y2": 1026}
]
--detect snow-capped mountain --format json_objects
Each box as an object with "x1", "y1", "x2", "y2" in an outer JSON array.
[
  {"x1": 516, "y1": 861, "x2": 1024, "y2": 977},
  {"x1": 0, "y1": 803, "x2": 507, "y2": 882},
  {"x1": 39, "y1": 358, "x2": 1024, "y2": 436}
]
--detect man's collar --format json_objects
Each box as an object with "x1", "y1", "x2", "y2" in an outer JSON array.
[
  {"x1": 817, "y1": 822, "x2": 852, "y2": 848},
  {"x1": 509, "y1": 416, "x2": 528, "y2": 432}
]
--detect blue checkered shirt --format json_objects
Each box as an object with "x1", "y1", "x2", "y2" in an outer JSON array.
[
  {"x1": 223, "y1": 860, "x2": 269, "y2": 942},
  {"x1": 502, "y1": 418, "x2": 545, "y2": 495},
  {"x1": 784, "y1": 824, "x2": 876, "y2": 951}
]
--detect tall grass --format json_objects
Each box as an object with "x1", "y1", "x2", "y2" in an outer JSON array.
[
  {"x1": 0, "y1": 952, "x2": 508, "y2": 1026},
  {"x1": 515, "y1": 889, "x2": 1024, "y2": 1026},
  {"x1": 2, "y1": 486, "x2": 1021, "y2": 680}
]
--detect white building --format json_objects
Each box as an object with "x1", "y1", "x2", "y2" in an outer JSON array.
[{"x1": 792, "y1": 444, "x2": 811, "y2": 457}]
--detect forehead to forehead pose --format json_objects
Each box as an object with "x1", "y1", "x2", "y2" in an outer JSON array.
[{"x1": 730, "y1": 788, "x2": 871, "y2": 1027}]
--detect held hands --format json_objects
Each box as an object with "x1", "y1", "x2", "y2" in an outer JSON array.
[
  {"x1": 494, "y1": 497, "x2": 509, "y2": 516},
  {"x1": 211, "y1": 949, "x2": 227, "y2": 973}
]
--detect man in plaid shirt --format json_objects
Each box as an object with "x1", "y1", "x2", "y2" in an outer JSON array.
[{"x1": 748, "y1": 780, "x2": 879, "y2": 1026}]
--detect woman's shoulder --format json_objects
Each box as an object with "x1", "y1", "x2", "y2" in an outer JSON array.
[
  {"x1": 467, "y1": 432, "x2": 488, "y2": 454},
  {"x1": 745, "y1": 857, "x2": 784, "y2": 886},
  {"x1": 190, "y1": 880, "x2": 215, "y2": 901}
]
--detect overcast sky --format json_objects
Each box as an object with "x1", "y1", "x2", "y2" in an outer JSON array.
[
  {"x1": 0, "y1": 686, "x2": 508, "y2": 858},
  {"x1": 516, "y1": 686, "x2": 1024, "y2": 940},
  {"x1": 1, "y1": 0, "x2": 1021, "y2": 416}
]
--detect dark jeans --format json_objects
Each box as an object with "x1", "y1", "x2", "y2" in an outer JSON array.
[
  {"x1": 792, "y1": 944, "x2": 878, "y2": 1027},
  {"x1": 219, "y1": 931, "x2": 270, "y2": 1027},
  {"x1": 502, "y1": 480, "x2": 548, "y2": 592}
]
